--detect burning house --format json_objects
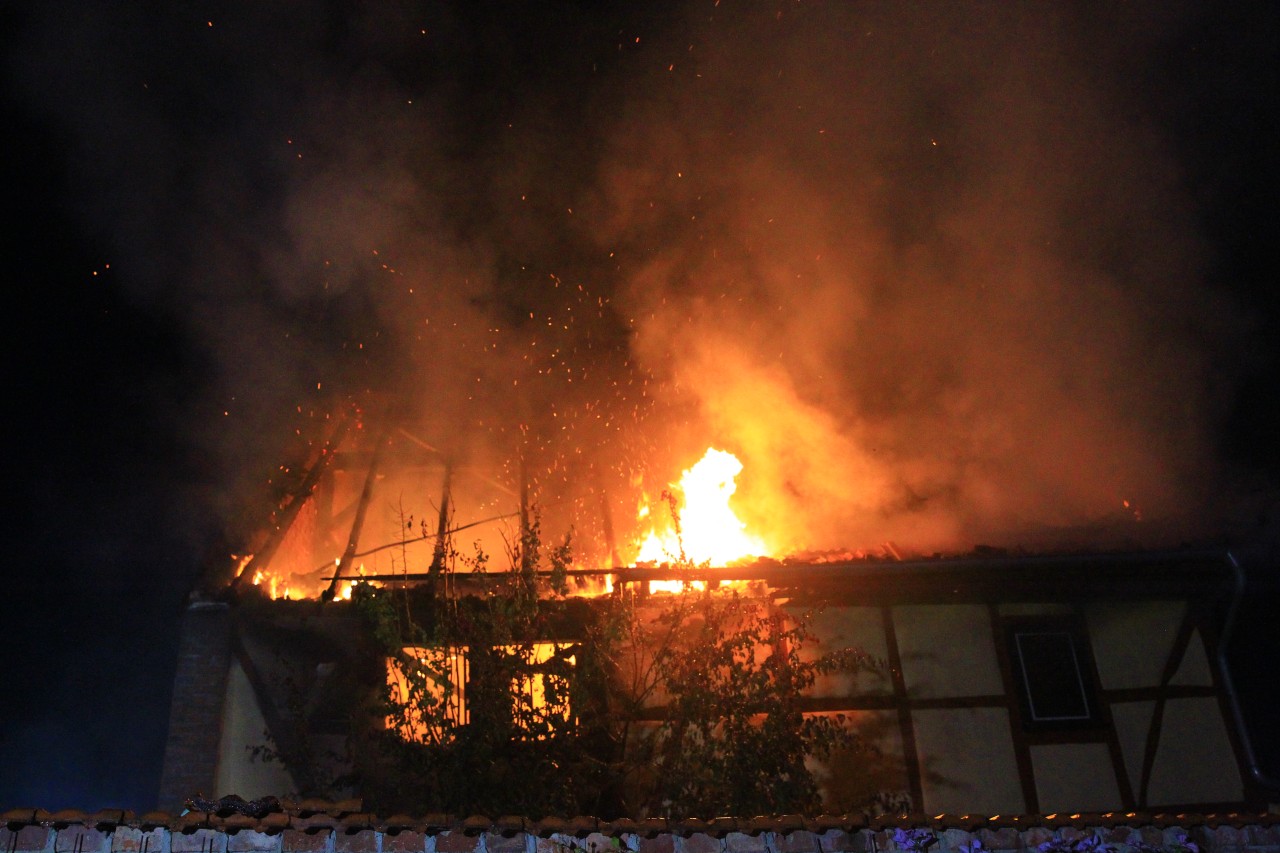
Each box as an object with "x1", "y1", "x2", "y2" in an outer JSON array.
[
  {"x1": 157, "y1": 401, "x2": 1271, "y2": 819},
  {"x1": 5, "y1": 0, "x2": 1278, "y2": 835}
]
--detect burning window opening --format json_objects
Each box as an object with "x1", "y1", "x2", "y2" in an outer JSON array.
[
  {"x1": 387, "y1": 646, "x2": 469, "y2": 744},
  {"x1": 507, "y1": 641, "x2": 577, "y2": 737},
  {"x1": 385, "y1": 642, "x2": 576, "y2": 743}
]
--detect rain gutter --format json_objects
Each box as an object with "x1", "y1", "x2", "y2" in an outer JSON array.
[{"x1": 1217, "y1": 550, "x2": 1280, "y2": 794}]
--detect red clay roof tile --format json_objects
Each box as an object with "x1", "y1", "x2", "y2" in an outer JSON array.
[
  {"x1": 460, "y1": 816, "x2": 491, "y2": 835},
  {"x1": 491, "y1": 816, "x2": 525, "y2": 836},
  {"x1": 5, "y1": 807, "x2": 1280, "y2": 839}
]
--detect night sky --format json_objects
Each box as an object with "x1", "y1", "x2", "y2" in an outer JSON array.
[{"x1": 2, "y1": 1, "x2": 1279, "y2": 811}]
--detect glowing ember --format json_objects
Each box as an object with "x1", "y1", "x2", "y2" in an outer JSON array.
[
  {"x1": 633, "y1": 448, "x2": 766, "y2": 590},
  {"x1": 251, "y1": 566, "x2": 290, "y2": 600}
]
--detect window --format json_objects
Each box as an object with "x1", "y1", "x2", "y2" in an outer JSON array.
[
  {"x1": 387, "y1": 646, "x2": 469, "y2": 743},
  {"x1": 386, "y1": 641, "x2": 575, "y2": 742},
  {"x1": 506, "y1": 642, "x2": 576, "y2": 736},
  {"x1": 1005, "y1": 619, "x2": 1102, "y2": 731}
]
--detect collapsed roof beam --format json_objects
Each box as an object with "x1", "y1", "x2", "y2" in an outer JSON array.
[
  {"x1": 231, "y1": 410, "x2": 354, "y2": 593},
  {"x1": 323, "y1": 423, "x2": 390, "y2": 602},
  {"x1": 426, "y1": 460, "x2": 453, "y2": 598}
]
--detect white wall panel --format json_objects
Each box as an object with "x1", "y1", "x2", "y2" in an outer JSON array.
[
  {"x1": 1149, "y1": 697, "x2": 1243, "y2": 807},
  {"x1": 1086, "y1": 601, "x2": 1183, "y2": 689},
  {"x1": 215, "y1": 658, "x2": 296, "y2": 799},
  {"x1": 1169, "y1": 630, "x2": 1213, "y2": 687},
  {"x1": 1110, "y1": 699, "x2": 1155, "y2": 799},
  {"x1": 912, "y1": 707, "x2": 1022, "y2": 815},
  {"x1": 790, "y1": 606, "x2": 892, "y2": 697},
  {"x1": 1031, "y1": 743, "x2": 1122, "y2": 813},
  {"x1": 895, "y1": 605, "x2": 1002, "y2": 698}
]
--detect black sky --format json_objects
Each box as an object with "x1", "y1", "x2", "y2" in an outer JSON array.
[{"x1": 2, "y1": 0, "x2": 1279, "y2": 811}]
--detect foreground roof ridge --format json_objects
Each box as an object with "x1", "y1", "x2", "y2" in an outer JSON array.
[{"x1": 3, "y1": 805, "x2": 1278, "y2": 836}]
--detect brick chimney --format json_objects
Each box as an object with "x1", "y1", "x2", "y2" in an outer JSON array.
[{"x1": 156, "y1": 599, "x2": 232, "y2": 811}]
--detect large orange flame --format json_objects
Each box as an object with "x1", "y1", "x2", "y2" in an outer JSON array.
[{"x1": 633, "y1": 448, "x2": 766, "y2": 590}]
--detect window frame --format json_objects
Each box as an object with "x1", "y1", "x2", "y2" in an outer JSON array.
[
  {"x1": 386, "y1": 640, "x2": 579, "y2": 743},
  {"x1": 1002, "y1": 615, "x2": 1106, "y2": 735}
]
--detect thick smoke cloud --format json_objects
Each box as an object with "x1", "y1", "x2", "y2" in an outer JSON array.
[
  {"x1": 587, "y1": 3, "x2": 1243, "y2": 553},
  {"x1": 8, "y1": 1, "x2": 1251, "y2": 562}
]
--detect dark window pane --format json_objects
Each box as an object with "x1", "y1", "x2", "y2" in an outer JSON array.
[{"x1": 1014, "y1": 631, "x2": 1090, "y2": 722}]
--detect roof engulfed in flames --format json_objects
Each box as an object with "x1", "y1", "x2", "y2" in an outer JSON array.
[{"x1": 231, "y1": 409, "x2": 774, "y2": 602}]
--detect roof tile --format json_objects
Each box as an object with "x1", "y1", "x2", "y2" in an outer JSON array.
[
  {"x1": 1, "y1": 807, "x2": 1278, "y2": 841},
  {"x1": 49, "y1": 810, "x2": 90, "y2": 827},
  {"x1": 672, "y1": 818, "x2": 707, "y2": 836},
  {"x1": 564, "y1": 816, "x2": 598, "y2": 837},
  {"x1": 257, "y1": 814, "x2": 290, "y2": 833},
  {"x1": 533, "y1": 817, "x2": 566, "y2": 837},
  {"x1": 774, "y1": 816, "x2": 806, "y2": 834},
  {"x1": 420, "y1": 815, "x2": 455, "y2": 834},
  {"x1": 0, "y1": 825, "x2": 50, "y2": 853},
  {"x1": 292, "y1": 801, "x2": 332, "y2": 818},
  {"x1": 290, "y1": 815, "x2": 337, "y2": 833},
  {"x1": 600, "y1": 818, "x2": 643, "y2": 836},
  {"x1": 460, "y1": 816, "x2": 491, "y2": 835},
  {"x1": 492, "y1": 817, "x2": 526, "y2": 836},
  {"x1": 636, "y1": 818, "x2": 669, "y2": 838},
  {"x1": 383, "y1": 830, "x2": 427, "y2": 853},
  {"x1": 89, "y1": 810, "x2": 132, "y2": 828},
  {"x1": 706, "y1": 818, "x2": 739, "y2": 836},
  {"x1": 334, "y1": 829, "x2": 378, "y2": 853},
  {"x1": 171, "y1": 827, "x2": 228, "y2": 853}
]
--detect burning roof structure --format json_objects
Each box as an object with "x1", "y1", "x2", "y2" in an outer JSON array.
[
  {"x1": 99, "y1": 0, "x2": 1275, "y2": 823},
  {"x1": 208, "y1": 395, "x2": 884, "y2": 603},
  {"x1": 159, "y1": 396, "x2": 1276, "y2": 819},
  {"x1": 6, "y1": 0, "x2": 1279, "y2": 825},
  {"x1": 204, "y1": 394, "x2": 1219, "y2": 608}
]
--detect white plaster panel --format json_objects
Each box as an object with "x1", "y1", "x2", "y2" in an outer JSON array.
[
  {"x1": 912, "y1": 707, "x2": 1023, "y2": 815},
  {"x1": 216, "y1": 658, "x2": 296, "y2": 799},
  {"x1": 807, "y1": 710, "x2": 908, "y2": 812},
  {"x1": 1085, "y1": 600, "x2": 1183, "y2": 690},
  {"x1": 1031, "y1": 743, "x2": 1123, "y2": 813},
  {"x1": 894, "y1": 605, "x2": 1003, "y2": 698},
  {"x1": 1110, "y1": 700, "x2": 1155, "y2": 798},
  {"x1": 1169, "y1": 630, "x2": 1214, "y2": 687},
  {"x1": 1148, "y1": 697, "x2": 1243, "y2": 807},
  {"x1": 788, "y1": 606, "x2": 892, "y2": 697}
]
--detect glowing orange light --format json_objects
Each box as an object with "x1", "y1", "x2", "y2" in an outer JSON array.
[{"x1": 634, "y1": 448, "x2": 766, "y2": 591}]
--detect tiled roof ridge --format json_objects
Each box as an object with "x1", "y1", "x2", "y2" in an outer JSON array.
[{"x1": 3, "y1": 805, "x2": 1278, "y2": 835}]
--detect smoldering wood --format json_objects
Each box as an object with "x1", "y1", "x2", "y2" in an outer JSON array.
[
  {"x1": 299, "y1": 508, "x2": 521, "y2": 580},
  {"x1": 323, "y1": 424, "x2": 390, "y2": 601},
  {"x1": 426, "y1": 460, "x2": 454, "y2": 598},
  {"x1": 231, "y1": 411, "x2": 355, "y2": 592},
  {"x1": 336, "y1": 548, "x2": 1233, "y2": 603}
]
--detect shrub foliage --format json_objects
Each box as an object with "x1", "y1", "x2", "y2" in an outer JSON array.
[{"x1": 261, "y1": 523, "x2": 880, "y2": 818}]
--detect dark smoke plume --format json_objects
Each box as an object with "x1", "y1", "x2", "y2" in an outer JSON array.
[{"x1": 7, "y1": 1, "x2": 1256, "y2": 562}]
